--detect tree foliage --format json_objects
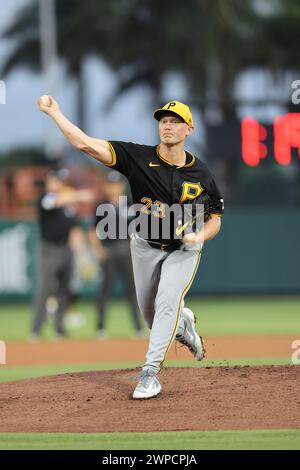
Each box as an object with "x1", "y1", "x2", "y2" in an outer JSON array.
[{"x1": 1, "y1": 0, "x2": 299, "y2": 114}]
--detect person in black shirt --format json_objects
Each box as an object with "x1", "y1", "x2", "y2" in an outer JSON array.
[
  {"x1": 31, "y1": 170, "x2": 93, "y2": 338},
  {"x1": 89, "y1": 170, "x2": 144, "y2": 338}
]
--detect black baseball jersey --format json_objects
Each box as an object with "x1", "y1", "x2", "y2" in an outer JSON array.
[
  {"x1": 39, "y1": 193, "x2": 77, "y2": 244},
  {"x1": 105, "y1": 141, "x2": 224, "y2": 243}
]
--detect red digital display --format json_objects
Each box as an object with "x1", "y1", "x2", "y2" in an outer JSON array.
[
  {"x1": 274, "y1": 114, "x2": 300, "y2": 165},
  {"x1": 241, "y1": 113, "x2": 300, "y2": 166},
  {"x1": 241, "y1": 118, "x2": 268, "y2": 167}
]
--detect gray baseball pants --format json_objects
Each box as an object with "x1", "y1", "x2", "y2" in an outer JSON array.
[
  {"x1": 97, "y1": 240, "x2": 143, "y2": 332},
  {"x1": 32, "y1": 241, "x2": 73, "y2": 335},
  {"x1": 130, "y1": 234, "x2": 202, "y2": 374}
]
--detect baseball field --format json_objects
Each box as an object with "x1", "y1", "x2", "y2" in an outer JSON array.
[{"x1": 0, "y1": 296, "x2": 299, "y2": 450}]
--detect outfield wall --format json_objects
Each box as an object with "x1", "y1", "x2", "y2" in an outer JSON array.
[
  {"x1": 0, "y1": 208, "x2": 299, "y2": 298},
  {"x1": 191, "y1": 207, "x2": 300, "y2": 294}
]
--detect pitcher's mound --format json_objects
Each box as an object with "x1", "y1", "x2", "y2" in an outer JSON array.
[{"x1": 0, "y1": 365, "x2": 298, "y2": 432}]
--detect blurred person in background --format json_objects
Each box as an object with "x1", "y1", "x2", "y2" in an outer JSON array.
[
  {"x1": 88, "y1": 170, "x2": 145, "y2": 339},
  {"x1": 31, "y1": 169, "x2": 93, "y2": 339}
]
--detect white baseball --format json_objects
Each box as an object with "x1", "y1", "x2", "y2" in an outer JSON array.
[{"x1": 40, "y1": 95, "x2": 51, "y2": 106}]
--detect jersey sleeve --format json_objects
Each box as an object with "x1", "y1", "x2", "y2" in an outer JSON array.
[
  {"x1": 104, "y1": 141, "x2": 140, "y2": 177},
  {"x1": 206, "y1": 174, "x2": 224, "y2": 216}
]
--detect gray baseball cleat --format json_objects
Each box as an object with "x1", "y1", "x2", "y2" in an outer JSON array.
[
  {"x1": 132, "y1": 369, "x2": 162, "y2": 399},
  {"x1": 176, "y1": 308, "x2": 205, "y2": 361}
]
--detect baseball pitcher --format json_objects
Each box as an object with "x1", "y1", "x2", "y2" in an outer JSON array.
[{"x1": 38, "y1": 97, "x2": 224, "y2": 399}]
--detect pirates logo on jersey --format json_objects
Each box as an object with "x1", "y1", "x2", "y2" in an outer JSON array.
[{"x1": 179, "y1": 182, "x2": 204, "y2": 204}]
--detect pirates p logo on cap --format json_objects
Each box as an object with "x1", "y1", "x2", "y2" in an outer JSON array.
[{"x1": 153, "y1": 101, "x2": 194, "y2": 127}]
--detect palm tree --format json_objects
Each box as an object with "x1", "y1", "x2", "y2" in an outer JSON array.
[
  {"x1": 94, "y1": 0, "x2": 262, "y2": 116},
  {"x1": 2, "y1": 0, "x2": 297, "y2": 125},
  {"x1": 1, "y1": 0, "x2": 123, "y2": 128}
]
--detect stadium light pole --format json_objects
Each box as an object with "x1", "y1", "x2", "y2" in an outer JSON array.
[{"x1": 38, "y1": 0, "x2": 60, "y2": 158}]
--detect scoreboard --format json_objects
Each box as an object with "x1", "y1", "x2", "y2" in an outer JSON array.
[{"x1": 242, "y1": 114, "x2": 300, "y2": 167}]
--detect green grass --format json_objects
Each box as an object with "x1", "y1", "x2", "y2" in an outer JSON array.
[
  {"x1": 0, "y1": 300, "x2": 139, "y2": 341},
  {"x1": 189, "y1": 296, "x2": 300, "y2": 336},
  {"x1": 0, "y1": 357, "x2": 292, "y2": 383},
  {"x1": 0, "y1": 296, "x2": 299, "y2": 341},
  {"x1": 0, "y1": 429, "x2": 299, "y2": 450},
  {"x1": 0, "y1": 298, "x2": 298, "y2": 452}
]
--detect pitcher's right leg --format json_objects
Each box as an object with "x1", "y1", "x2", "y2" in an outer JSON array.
[{"x1": 130, "y1": 236, "x2": 165, "y2": 329}]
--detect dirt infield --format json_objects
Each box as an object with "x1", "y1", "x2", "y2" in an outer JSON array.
[
  {"x1": 0, "y1": 365, "x2": 299, "y2": 432},
  {"x1": 5, "y1": 334, "x2": 296, "y2": 365}
]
